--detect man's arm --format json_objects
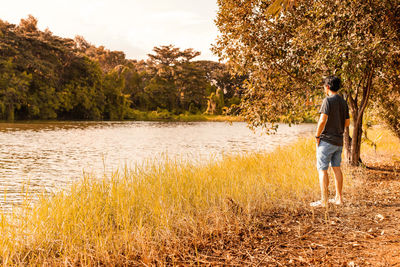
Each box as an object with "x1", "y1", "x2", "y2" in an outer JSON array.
[{"x1": 315, "y1": 114, "x2": 328, "y2": 145}]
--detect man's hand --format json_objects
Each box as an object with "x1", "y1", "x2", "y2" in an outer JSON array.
[{"x1": 316, "y1": 136, "x2": 321, "y2": 145}]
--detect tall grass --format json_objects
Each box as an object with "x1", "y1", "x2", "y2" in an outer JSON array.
[
  {"x1": 361, "y1": 125, "x2": 400, "y2": 157},
  {"x1": 0, "y1": 139, "x2": 320, "y2": 265}
]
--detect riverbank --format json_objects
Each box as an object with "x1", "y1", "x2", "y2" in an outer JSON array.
[
  {"x1": 127, "y1": 110, "x2": 244, "y2": 122},
  {"x1": 0, "y1": 127, "x2": 398, "y2": 265},
  {"x1": 0, "y1": 112, "x2": 244, "y2": 124}
]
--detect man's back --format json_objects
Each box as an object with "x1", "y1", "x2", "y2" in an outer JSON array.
[{"x1": 319, "y1": 94, "x2": 349, "y2": 146}]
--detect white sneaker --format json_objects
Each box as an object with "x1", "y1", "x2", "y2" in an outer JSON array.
[
  {"x1": 328, "y1": 198, "x2": 343, "y2": 205},
  {"x1": 310, "y1": 200, "x2": 327, "y2": 207}
]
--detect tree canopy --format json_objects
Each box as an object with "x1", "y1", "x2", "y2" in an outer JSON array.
[
  {"x1": 0, "y1": 16, "x2": 245, "y2": 121},
  {"x1": 214, "y1": 0, "x2": 400, "y2": 165}
]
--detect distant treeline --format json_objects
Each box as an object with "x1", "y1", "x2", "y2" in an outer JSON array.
[{"x1": 0, "y1": 15, "x2": 246, "y2": 121}]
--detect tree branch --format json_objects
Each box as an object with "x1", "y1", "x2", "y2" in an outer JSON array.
[
  {"x1": 273, "y1": 62, "x2": 312, "y2": 86},
  {"x1": 347, "y1": 94, "x2": 357, "y2": 120},
  {"x1": 354, "y1": 70, "x2": 367, "y2": 108},
  {"x1": 358, "y1": 67, "x2": 374, "y2": 121}
]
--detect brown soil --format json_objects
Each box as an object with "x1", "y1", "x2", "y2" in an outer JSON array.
[{"x1": 170, "y1": 157, "x2": 400, "y2": 266}]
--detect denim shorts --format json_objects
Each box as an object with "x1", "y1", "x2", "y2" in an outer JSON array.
[{"x1": 316, "y1": 140, "x2": 343, "y2": 171}]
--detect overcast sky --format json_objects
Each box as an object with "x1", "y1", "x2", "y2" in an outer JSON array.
[{"x1": 1, "y1": 0, "x2": 220, "y2": 61}]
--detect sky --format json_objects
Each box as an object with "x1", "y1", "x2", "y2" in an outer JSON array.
[{"x1": 1, "y1": 0, "x2": 220, "y2": 61}]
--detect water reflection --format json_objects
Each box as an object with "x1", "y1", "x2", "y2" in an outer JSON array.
[{"x1": 0, "y1": 121, "x2": 314, "y2": 210}]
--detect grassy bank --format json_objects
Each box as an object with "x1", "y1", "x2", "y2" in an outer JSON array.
[
  {"x1": 126, "y1": 109, "x2": 243, "y2": 122},
  {"x1": 361, "y1": 125, "x2": 400, "y2": 157},
  {"x1": 0, "y1": 138, "x2": 320, "y2": 265},
  {"x1": 1, "y1": 126, "x2": 397, "y2": 265}
]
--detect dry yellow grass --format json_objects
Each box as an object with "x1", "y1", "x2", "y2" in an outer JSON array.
[
  {"x1": 361, "y1": 125, "x2": 400, "y2": 159},
  {"x1": 2, "y1": 127, "x2": 398, "y2": 265},
  {"x1": 4, "y1": 126, "x2": 398, "y2": 265},
  {"x1": 0, "y1": 138, "x2": 321, "y2": 265}
]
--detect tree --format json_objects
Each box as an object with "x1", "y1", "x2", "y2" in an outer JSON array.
[
  {"x1": 195, "y1": 60, "x2": 247, "y2": 108},
  {"x1": 1, "y1": 16, "x2": 81, "y2": 119},
  {"x1": 0, "y1": 16, "x2": 138, "y2": 120},
  {"x1": 214, "y1": 0, "x2": 400, "y2": 165},
  {"x1": 145, "y1": 45, "x2": 206, "y2": 112},
  {"x1": 121, "y1": 63, "x2": 148, "y2": 110},
  {"x1": 175, "y1": 61, "x2": 208, "y2": 110},
  {"x1": 103, "y1": 69, "x2": 130, "y2": 120},
  {"x1": 0, "y1": 59, "x2": 31, "y2": 121},
  {"x1": 60, "y1": 56, "x2": 104, "y2": 120},
  {"x1": 0, "y1": 15, "x2": 242, "y2": 120},
  {"x1": 74, "y1": 36, "x2": 127, "y2": 73},
  {"x1": 376, "y1": 92, "x2": 400, "y2": 140},
  {"x1": 18, "y1": 14, "x2": 38, "y2": 33},
  {"x1": 375, "y1": 53, "x2": 400, "y2": 140},
  {"x1": 205, "y1": 88, "x2": 224, "y2": 115},
  {"x1": 145, "y1": 45, "x2": 182, "y2": 111}
]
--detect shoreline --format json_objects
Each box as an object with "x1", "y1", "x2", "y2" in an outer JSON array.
[{"x1": 0, "y1": 114, "x2": 244, "y2": 124}]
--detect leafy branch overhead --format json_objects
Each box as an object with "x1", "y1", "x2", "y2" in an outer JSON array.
[{"x1": 264, "y1": 0, "x2": 298, "y2": 17}]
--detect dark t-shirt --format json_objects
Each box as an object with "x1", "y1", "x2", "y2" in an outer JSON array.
[{"x1": 319, "y1": 94, "x2": 350, "y2": 146}]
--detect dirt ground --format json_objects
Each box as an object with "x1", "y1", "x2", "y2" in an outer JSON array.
[{"x1": 172, "y1": 155, "x2": 400, "y2": 266}]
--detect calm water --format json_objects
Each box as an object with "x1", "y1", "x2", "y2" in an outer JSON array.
[{"x1": 0, "y1": 121, "x2": 314, "y2": 209}]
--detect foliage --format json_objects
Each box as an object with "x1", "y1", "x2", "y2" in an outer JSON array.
[
  {"x1": 0, "y1": 59, "x2": 32, "y2": 120},
  {"x1": 145, "y1": 45, "x2": 207, "y2": 112},
  {"x1": 103, "y1": 70, "x2": 130, "y2": 120},
  {"x1": 205, "y1": 88, "x2": 225, "y2": 115},
  {"x1": 0, "y1": 16, "x2": 245, "y2": 121},
  {"x1": 213, "y1": 0, "x2": 400, "y2": 163},
  {"x1": 75, "y1": 35, "x2": 127, "y2": 73},
  {"x1": 265, "y1": 0, "x2": 298, "y2": 17},
  {"x1": 0, "y1": 17, "x2": 109, "y2": 120},
  {"x1": 123, "y1": 109, "x2": 242, "y2": 122},
  {"x1": 374, "y1": 11, "x2": 400, "y2": 140},
  {"x1": 375, "y1": 91, "x2": 400, "y2": 140}
]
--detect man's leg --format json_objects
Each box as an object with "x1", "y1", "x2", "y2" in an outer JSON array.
[
  {"x1": 330, "y1": 146, "x2": 344, "y2": 205},
  {"x1": 332, "y1": 166, "x2": 343, "y2": 204},
  {"x1": 315, "y1": 140, "x2": 331, "y2": 207},
  {"x1": 319, "y1": 170, "x2": 329, "y2": 206}
]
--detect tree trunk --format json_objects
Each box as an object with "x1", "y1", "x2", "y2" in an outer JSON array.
[
  {"x1": 345, "y1": 66, "x2": 374, "y2": 166},
  {"x1": 343, "y1": 127, "x2": 351, "y2": 163},
  {"x1": 350, "y1": 116, "x2": 363, "y2": 166},
  {"x1": 6, "y1": 104, "x2": 14, "y2": 122}
]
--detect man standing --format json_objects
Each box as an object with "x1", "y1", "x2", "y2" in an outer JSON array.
[{"x1": 311, "y1": 76, "x2": 350, "y2": 207}]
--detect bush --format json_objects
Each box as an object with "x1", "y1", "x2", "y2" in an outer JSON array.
[
  {"x1": 124, "y1": 109, "x2": 148, "y2": 120},
  {"x1": 188, "y1": 103, "x2": 199, "y2": 114}
]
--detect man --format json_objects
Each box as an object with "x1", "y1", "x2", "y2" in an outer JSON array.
[{"x1": 311, "y1": 76, "x2": 350, "y2": 208}]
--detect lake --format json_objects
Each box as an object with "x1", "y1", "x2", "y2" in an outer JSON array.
[{"x1": 0, "y1": 121, "x2": 314, "y2": 209}]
